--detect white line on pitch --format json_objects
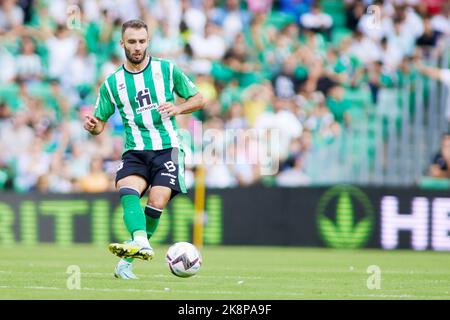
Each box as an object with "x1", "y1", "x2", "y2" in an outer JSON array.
[{"x1": 0, "y1": 285, "x2": 448, "y2": 299}]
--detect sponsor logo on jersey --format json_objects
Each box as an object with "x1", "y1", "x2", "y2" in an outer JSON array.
[
  {"x1": 136, "y1": 103, "x2": 158, "y2": 114},
  {"x1": 135, "y1": 88, "x2": 151, "y2": 106},
  {"x1": 135, "y1": 88, "x2": 158, "y2": 114}
]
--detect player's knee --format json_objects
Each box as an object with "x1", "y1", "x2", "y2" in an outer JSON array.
[
  {"x1": 147, "y1": 197, "x2": 167, "y2": 210},
  {"x1": 148, "y1": 191, "x2": 172, "y2": 209},
  {"x1": 116, "y1": 175, "x2": 147, "y2": 194},
  {"x1": 148, "y1": 188, "x2": 171, "y2": 209}
]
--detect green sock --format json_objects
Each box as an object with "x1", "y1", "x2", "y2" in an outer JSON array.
[
  {"x1": 145, "y1": 205, "x2": 163, "y2": 239},
  {"x1": 120, "y1": 192, "x2": 146, "y2": 237},
  {"x1": 119, "y1": 189, "x2": 146, "y2": 265},
  {"x1": 146, "y1": 216, "x2": 160, "y2": 238}
]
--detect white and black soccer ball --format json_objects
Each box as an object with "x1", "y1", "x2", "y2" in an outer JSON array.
[{"x1": 166, "y1": 242, "x2": 202, "y2": 278}]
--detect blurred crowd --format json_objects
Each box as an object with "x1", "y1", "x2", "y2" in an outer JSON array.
[{"x1": 0, "y1": 0, "x2": 449, "y2": 192}]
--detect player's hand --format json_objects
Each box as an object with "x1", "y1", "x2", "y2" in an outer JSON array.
[
  {"x1": 158, "y1": 102, "x2": 181, "y2": 119},
  {"x1": 83, "y1": 114, "x2": 99, "y2": 132}
]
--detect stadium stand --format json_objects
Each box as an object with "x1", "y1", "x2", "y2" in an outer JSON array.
[{"x1": 0, "y1": 0, "x2": 449, "y2": 192}]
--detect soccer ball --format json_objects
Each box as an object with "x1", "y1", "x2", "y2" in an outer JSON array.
[{"x1": 166, "y1": 242, "x2": 202, "y2": 278}]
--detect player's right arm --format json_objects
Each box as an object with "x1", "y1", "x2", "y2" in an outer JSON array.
[
  {"x1": 83, "y1": 114, "x2": 105, "y2": 135},
  {"x1": 84, "y1": 81, "x2": 116, "y2": 135}
]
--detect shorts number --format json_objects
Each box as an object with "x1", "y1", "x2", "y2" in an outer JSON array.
[{"x1": 164, "y1": 161, "x2": 176, "y2": 172}]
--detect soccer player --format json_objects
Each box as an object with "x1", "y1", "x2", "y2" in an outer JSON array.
[{"x1": 83, "y1": 19, "x2": 205, "y2": 279}]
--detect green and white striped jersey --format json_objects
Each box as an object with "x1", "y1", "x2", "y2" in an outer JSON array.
[{"x1": 94, "y1": 56, "x2": 198, "y2": 153}]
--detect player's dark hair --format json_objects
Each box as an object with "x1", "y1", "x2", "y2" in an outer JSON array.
[{"x1": 121, "y1": 19, "x2": 148, "y2": 35}]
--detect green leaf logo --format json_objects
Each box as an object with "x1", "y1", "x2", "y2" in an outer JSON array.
[{"x1": 317, "y1": 185, "x2": 374, "y2": 249}]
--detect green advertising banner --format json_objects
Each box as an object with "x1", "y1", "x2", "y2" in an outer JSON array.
[
  {"x1": 0, "y1": 185, "x2": 449, "y2": 251},
  {"x1": 0, "y1": 193, "x2": 222, "y2": 246}
]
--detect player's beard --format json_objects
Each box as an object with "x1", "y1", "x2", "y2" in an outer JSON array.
[{"x1": 124, "y1": 47, "x2": 147, "y2": 65}]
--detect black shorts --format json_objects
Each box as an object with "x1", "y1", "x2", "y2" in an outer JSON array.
[{"x1": 115, "y1": 147, "x2": 187, "y2": 198}]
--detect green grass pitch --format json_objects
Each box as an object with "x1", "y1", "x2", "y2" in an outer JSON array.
[{"x1": 0, "y1": 245, "x2": 449, "y2": 300}]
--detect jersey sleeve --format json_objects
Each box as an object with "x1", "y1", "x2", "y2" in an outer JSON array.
[
  {"x1": 93, "y1": 82, "x2": 115, "y2": 121},
  {"x1": 172, "y1": 64, "x2": 199, "y2": 99}
]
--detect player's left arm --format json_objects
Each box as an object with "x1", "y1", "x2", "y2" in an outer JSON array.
[
  {"x1": 157, "y1": 64, "x2": 205, "y2": 118},
  {"x1": 158, "y1": 92, "x2": 205, "y2": 118}
]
